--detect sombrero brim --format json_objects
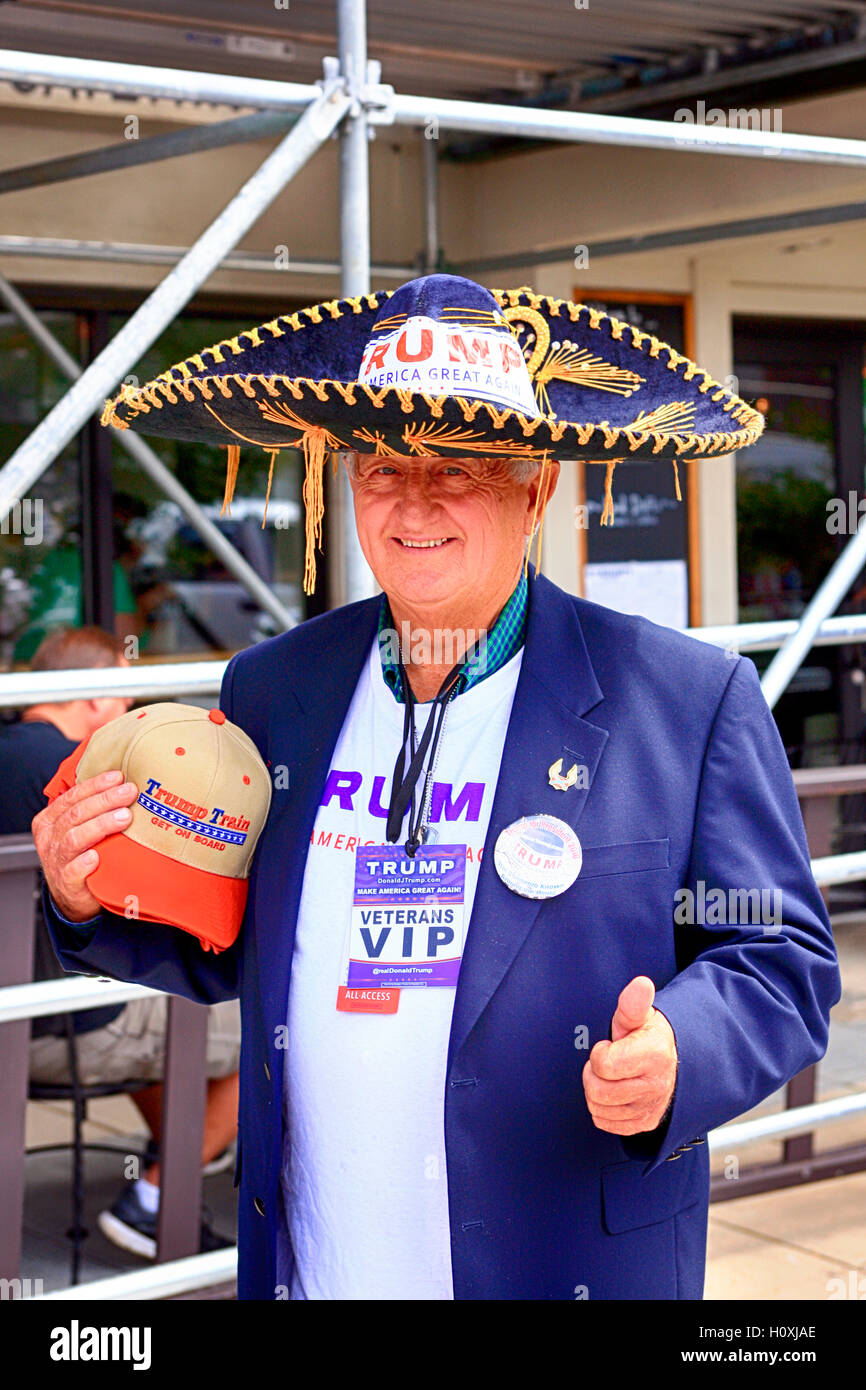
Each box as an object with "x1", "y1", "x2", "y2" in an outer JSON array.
[{"x1": 100, "y1": 287, "x2": 764, "y2": 465}]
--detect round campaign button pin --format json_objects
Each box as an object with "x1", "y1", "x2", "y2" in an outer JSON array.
[{"x1": 493, "y1": 814, "x2": 582, "y2": 899}]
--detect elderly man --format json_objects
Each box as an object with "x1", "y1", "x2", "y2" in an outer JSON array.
[{"x1": 35, "y1": 274, "x2": 839, "y2": 1300}]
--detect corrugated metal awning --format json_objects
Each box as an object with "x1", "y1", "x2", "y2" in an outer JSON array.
[{"x1": 2, "y1": 0, "x2": 866, "y2": 108}]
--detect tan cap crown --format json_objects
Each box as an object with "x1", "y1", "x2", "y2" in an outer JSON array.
[{"x1": 77, "y1": 702, "x2": 272, "y2": 881}]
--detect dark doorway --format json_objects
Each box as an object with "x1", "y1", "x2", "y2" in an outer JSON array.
[
  {"x1": 734, "y1": 317, "x2": 866, "y2": 770},
  {"x1": 734, "y1": 317, "x2": 866, "y2": 893}
]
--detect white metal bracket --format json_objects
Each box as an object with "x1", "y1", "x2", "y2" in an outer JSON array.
[{"x1": 319, "y1": 55, "x2": 395, "y2": 126}]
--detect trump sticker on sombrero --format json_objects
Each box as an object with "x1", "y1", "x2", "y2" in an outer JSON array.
[{"x1": 493, "y1": 814, "x2": 582, "y2": 899}]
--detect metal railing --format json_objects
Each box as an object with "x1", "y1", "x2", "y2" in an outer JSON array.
[{"x1": 0, "y1": 836, "x2": 214, "y2": 1290}]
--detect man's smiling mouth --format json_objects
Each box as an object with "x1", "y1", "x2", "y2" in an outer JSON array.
[{"x1": 394, "y1": 537, "x2": 453, "y2": 548}]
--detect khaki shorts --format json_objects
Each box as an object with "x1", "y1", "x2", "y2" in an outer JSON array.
[{"x1": 29, "y1": 996, "x2": 241, "y2": 1087}]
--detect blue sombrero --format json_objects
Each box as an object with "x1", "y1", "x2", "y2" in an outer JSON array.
[{"x1": 101, "y1": 273, "x2": 764, "y2": 592}]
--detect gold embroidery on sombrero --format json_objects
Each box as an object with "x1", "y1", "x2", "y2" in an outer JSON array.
[
  {"x1": 401, "y1": 422, "x2": 541, "y2": 456},
  {"x1": 485, "y1": 403, "x2": 512, "y2": 429},
  {"x1": 396, "y1": 389, "x2": 415, "y2": 414},
  {"x1": 371, "y1": 312, "x2": 408, "y2": 333},
  {"x1": 517, "y1": 414, "x2": 544, "y2": 437},
  {"x1": 202, "y1": 397, "x2": 345, "y2": 595},
  {"x1": 258, "y1": 376, "x2": 282, "y2": 398},
  {"x1": 440, "y1": 307, "x2": 506, "y2": 327},
  {"x1": 304, "y1": 305, "x2": 324, "y2": 324},
  {"x1": 454, "y1": 397, "x2": 483, "y2": 422},
  {"x1": 422, "y1": 393, "x2": 445, "y2": 418},
  {"x1": 192, "y1": 379, "x2": 214, "y2": 401},
  {"x1": 262, "y1": 450, "x2": 279, "y2": 528},
  {"x1": 629, "y1": 402, "x2": 696, "y2": 434},
  {"x1": 503, "y1": 306, "x2": 645, "y2": 410},
  {"x1": 501, "y1": 306, "x2": 550, "y2": 376},
  {"x1": 220, "y1": 445, "x2": 241, "y2": 518},
  {"x1": 353, "y1": 427, "x2": 396, "y2": 453},
  {"x1": 524, "y1": 451, "x2": 552, "y2": 581},
  {"x1": 666, "y1": 350, "x2": 690, "y2": 372},
  {"x1": 260, "y1": 317, "x2": 286, "y2": 338},
  {"x1": 201, "y1": 401, "x2": 299, "y2": 450},
  {"x1": 213, "y1": 377, "x2": 233, "y2": 399},
  {"x1": 252, "y1": 399, "x2": 349, "y2": 591},
  {"x1": 233, "y1": 376, "x2": 258, "y2": 399},
  {"x1": 535, "y1": 344, "x2": 644, "y2": 413},
  {"x1": 100, "y1": 397, "x2": 128, "y2": 429},
  {"x1": 533, "y1": 452, "x2": 552, "y2": 577},
  {"x1": 361, "y1": 384, "x2": 388, "y2": 408},
  {"x1": 600, "y1": 460, "x2": 620, "y2": 526},
  {"x1": 332, "y1": 382, "x2": 358, "y2": 405}
]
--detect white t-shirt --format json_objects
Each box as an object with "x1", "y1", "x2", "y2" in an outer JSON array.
[{"x1": 281, "y1": 634, "x2": 523, "y2": 1300}]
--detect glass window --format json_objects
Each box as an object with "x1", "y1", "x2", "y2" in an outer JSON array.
[
  {"x1": 110, "y1": 313, "x2": 304, "y2": 659},
  {"x1": 736, "y1": 362, "x2": 837, "y2": 624},
  {"x1": 0, "y1": 310, "x2": 85, "y2": 668}
]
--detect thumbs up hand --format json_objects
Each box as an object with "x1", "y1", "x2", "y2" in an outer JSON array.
[{"x1": 582, "y1": 977, "x2": 678, "y2": 1135}]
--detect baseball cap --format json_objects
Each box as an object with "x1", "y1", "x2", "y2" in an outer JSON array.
[{"x1": 44, "y1": 702, "x2": 272, "y2": 952}]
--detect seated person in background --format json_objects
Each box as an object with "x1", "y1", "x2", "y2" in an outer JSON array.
[{"x1": 0, "y1": 625, "x2": 240, "y2": 1258}]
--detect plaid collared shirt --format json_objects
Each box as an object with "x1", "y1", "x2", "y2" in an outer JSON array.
[{"x1": 378, "y1": 568, "x2": 528, "y2": 703}]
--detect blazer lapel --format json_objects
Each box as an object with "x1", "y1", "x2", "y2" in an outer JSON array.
[
  {"x1": 448, "y1": 575, "x2": 608, "y2": 1067},
  {"x1": 250, "y1": 596, "x2": 382, "y2": 1028}
]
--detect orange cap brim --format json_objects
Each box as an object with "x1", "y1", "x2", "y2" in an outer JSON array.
[{"x1": 87, "y1": 831, "x2": 247, "y2": 952}]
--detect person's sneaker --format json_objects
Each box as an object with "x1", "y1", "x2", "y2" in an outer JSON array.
[
  {"x1": 97, "y1": 1186, "x2": 158, "y2": 1259},
  {"x1": 142, "y1": 1139, "x2": 236, "y2": 1178},
  {"x1": 98, "y1": 1188, "x2": 234, "y2": 1260}
]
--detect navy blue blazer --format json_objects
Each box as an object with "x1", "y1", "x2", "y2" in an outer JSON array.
[{"x1": 47, "y1": 573, "x2": 841, "y2": 1299}]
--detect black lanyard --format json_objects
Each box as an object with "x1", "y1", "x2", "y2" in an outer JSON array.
[{"x1": 385, "y1": 659, "x2": 464, "y2": 856}]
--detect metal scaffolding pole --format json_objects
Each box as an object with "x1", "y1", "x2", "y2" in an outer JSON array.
[
  {"x1": 336, "y1": 0, "x2": 377, "y2": 605},
  {"x1": 0, "y1": 273, "x2": 295, "y2": 631},
  {"x1": 0, "y1": 80, "x2": 351, "y2": 529},
  {"x1": 0, "y1": 110, "x2": 299, "y2": 195},
  {"x1": 5, "y1": 48, "x2": 866, "y2": 166},
  {"x1": 0, "y1": 235, "x2": 413, "y2": 280},
  {"x1": 388, "y1": 92, "x2": 866, "y2": 167},
  {"x1": 422, "y1": 133, "x2": 439, "y2": 273},
  {"x1": 0, "y1": 48, "x2": 320, "y2": 111},
  {"x1": 454, "y1": 197, "x2": 866, "y2": 275},
  {"x1": 761, "y1": 522, "x2": 866, "y2": 709}
]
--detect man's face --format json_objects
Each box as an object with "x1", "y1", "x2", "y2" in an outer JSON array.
[{"x1": 347, "y1": 454, "x2": 558, "y2": 615}]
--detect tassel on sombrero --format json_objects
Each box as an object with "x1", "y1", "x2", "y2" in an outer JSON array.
[{"x1": 101, "y1": 273, "x2": 764, "y2": 594}]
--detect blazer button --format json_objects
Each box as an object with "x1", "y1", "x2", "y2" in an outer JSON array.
[
  {"x1": 264, "y1": 1061, "x2": 271, "y2": 1081},
  {"x1": 254, "y1": 1197, "x2": 266, "y2": 1216}
]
